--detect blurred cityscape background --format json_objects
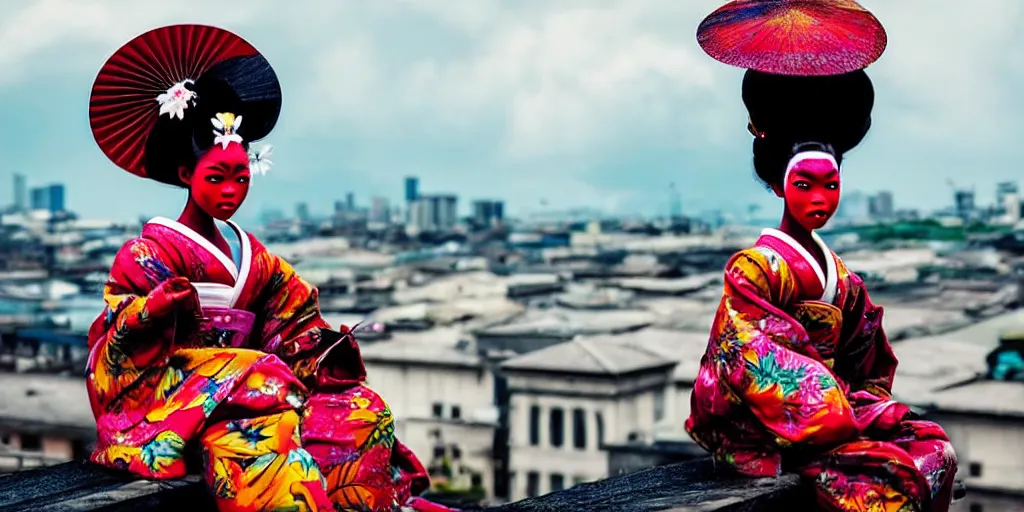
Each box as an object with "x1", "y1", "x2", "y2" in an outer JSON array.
[{"x1": 0, "y1": 173, "x2": 1022, "y2": 511}]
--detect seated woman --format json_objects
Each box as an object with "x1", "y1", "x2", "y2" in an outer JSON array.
[
  {"x1": 85, "y1": 24, "x2": 454, "y2": 512},
  {"x1": 686, "y1": 3, "x2": 958, "y2": 512}
]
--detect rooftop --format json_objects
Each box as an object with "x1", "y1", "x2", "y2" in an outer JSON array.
[
  {"x1": 369, "y1": 297, "x2": 524, "y2": 327},
  {"x1": 474, "y1": 308, "x2": 656, "y2": 338},
  {"x1": 359, "y1": 327, "x2": 481, "y2": 369},
  {"x1": 611, "y1": 272, "x2": 721, "y2": 296},
  {"x1": 500, "y1": 334, "x2": 675, "y2": 376},
  {"x1": 922, "y1": 379, "x2": 1024, "y2": 418},
  {"x1": 0, "y1": 373, "x2": 93, "y2": 434}
]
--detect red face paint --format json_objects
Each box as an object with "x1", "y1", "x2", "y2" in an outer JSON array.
[
  {"x1": 783, "y1": 156, "x2": 840, "y2": 232},
  {"x1": 189, "y1": 143, "x2": 251, "y2": 221}
]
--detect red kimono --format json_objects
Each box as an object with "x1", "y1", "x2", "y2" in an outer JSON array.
[
  {"x1": 87, "y1": 217, "x2": 431, "y2": 512},
  {"x1": 686, "y1": 228, "x2": 957, "y2": 512}
]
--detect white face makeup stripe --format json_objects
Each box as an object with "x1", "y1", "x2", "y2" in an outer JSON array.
[{"x1": 784, "y1": 150, "x2": 839, "y2": 183}]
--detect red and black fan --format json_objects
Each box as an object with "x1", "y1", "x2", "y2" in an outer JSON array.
[{"x1": 89, "y1": 24, "x2": 279, "y2": 182}]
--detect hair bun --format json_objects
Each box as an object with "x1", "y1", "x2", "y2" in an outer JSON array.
[
  {"x1": 743, "y1": 69, "x2": 874, "y2": 155},
  {"x1": 743, "y1": 69, "x2": 874, "y2": 188}
]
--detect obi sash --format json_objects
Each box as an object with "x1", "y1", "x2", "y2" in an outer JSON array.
[{"x1": 193, "y1": 282, "x2": 254, "y2": 348}]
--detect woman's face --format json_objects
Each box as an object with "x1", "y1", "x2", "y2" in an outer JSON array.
[
  {"x1": 181, "y1": 143, "x2": 251, "y2": 221},
  {"x1": 776, "y1": 155, "x2": 841, "y2": 232}
]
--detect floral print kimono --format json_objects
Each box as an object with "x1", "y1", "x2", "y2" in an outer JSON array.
[
  {"x1": 686, "y1": 228, "x2": 958, "y2": 512},
  {"x1": 87, "y1": 217, "x2": 433, "y2": 512}
]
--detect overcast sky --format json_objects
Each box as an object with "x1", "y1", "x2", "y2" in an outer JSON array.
[{"x1": 1, "y1": 0, "x2": 1022, "y2": 223}]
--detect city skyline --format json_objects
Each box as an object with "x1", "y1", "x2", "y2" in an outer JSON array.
[{"x1": 1, "y1": 0, "x2": 1023, "y2": 222}]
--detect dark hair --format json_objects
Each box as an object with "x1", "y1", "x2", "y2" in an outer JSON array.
[
  {"x1": 742, "y1": 69, "x2": 875, "y2": 188},
  {"x1": 143, "y1": 54, "x2": 282, "y2": 187}
]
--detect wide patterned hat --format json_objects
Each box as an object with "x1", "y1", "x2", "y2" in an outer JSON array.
[
  {"x1": 89, "y1": 24, "x2": 281, "y2": 186},
  {"x1": 696, "y1": 0, "x2": 887, "y2": 76}
]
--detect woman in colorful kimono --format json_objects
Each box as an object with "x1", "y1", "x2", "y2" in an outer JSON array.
[
  {"x1": 86, "y1": 25, "x2": 454, "y2": 512},
  {"x1": 685, "y1": 2, "x2": 958, "y2": 511}
]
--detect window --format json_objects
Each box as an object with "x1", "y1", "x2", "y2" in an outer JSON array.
[
  {"x1": 549, "y1": 473, "x2": 565, "y2": 492},
  {"x1": 595, "y1": 411, "x2": 605, "y2": 448},
  {"x1": 572, "y1": 408, "x2": 587, "y2": 450},
  {"x1": 526, "y1": 471, "x2": 540, "y2": 497},
  {"x1": 549, "y1": 408, "x2": 564, "y2": 448},
  {"x1": 969, "y1": 462, "x2": 983, "y2": 477},
  {"x1": 432, "y1": 403, "x2": 444, "y2": 418},
  {"x1": 969, "y1": 505, "x2": 983, "y2": 512},
  {"x1": 529, "y1": 406, "x2": 541, "y2": 446},
  {"x1": 20, "y1": 433, "x2": 41, "y2": 451},
  {"x1": 470, "y1": 473, "x2": 483, "y2": 488},
  {"x1": 451, "y1": 405, "x2": 462, "y2": 420},
  {"x1": 451, "y1": 445, "x2": 462, "y2": 461},
  {"x1": 653, "y1": 387, "x2": 666, "y2": 423},
  {"x1": 573, "y1": 476, "x2": 587, "y2": 487}
]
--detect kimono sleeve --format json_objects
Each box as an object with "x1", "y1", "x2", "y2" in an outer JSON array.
[
  {"x1": 87, "y1": 237, "x2": 180, "y2": 402},
  {"x1": 251, "y1": 249, "x2": 367, "y2": 388},
  {"x1": 87, "y1": 238, "x2": 180, "y2": 348},
  {"x1": 712, "y1": 248, "x2": 858, "y2": 446}
]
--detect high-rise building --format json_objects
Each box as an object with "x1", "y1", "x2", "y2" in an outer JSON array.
[
  {"x1": 437, "y1": 195, "x2": 458, "y2": 231},
  {"x1": 404, "y1": 177, "x2": 419, "y2": 203},
  {"x1": 409, "y1": 198, "x2": 430, "y2": 232},
  {"x1": 954, "y1": 189, "x2": 975, "y2": 220},
  {"x1": 1003, "y1": 193, "x2": 1022, "y2": 224},
  {"x1": 867, "y1": 191, "x2": 894, "y2": 221},
  {"x1": 472, "y1": 200, "x2": 505, "y2": 228},
  {"x1": 296, "y1": 202, "x2": 310, "y2": 222},
  {"x1": 996, "y1": 182, "x2": 1019, "y2": 213},
  {"x1": 346, "y1": 192, "x2": 355, "y2": 211},
  {"x1": 370, "y1": 196, "x2": 390, "y2": 223},
  {"x1": 409, "y1": 194, "x2": 458, "y2": 232},
  {"x1": 29, "y1": 184, "x2": 65, "y2": 212},
  {"x1": 13, "y1": 174, "x2": 26, "y2": 212}
]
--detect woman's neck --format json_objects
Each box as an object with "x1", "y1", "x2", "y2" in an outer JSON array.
[
  {"x1": 177, "y1": 198, "x2": 231, "y2": 255},
  {"x1": 777, "y1": 210, "x2": 826, "y2": 268}
]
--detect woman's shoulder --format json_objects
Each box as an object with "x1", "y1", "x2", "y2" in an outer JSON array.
[
  {"x1": 114, "y1": 233, "x2": 162, "y2": 259},
  {"x1": 727, "y1": 244, "x2": 792, "y2": 276},
  {"x1": 724, "y1": 245, "x2": 797, "y2": 302}
]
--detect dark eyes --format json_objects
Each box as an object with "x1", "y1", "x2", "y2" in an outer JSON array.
[
  {"x1": 203, "y1": 174, "x2": 249, "y2": 184},
  {"x1": 792, "y1": 181, "x2": 839, "y2": 190}
]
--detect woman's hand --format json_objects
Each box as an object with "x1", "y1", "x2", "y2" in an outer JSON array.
[{"x1": 145, "y1": 277, "x2": 200, "y2": 320}]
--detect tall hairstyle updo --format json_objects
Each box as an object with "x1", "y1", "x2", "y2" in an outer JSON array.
[
  {"x1": 742, "y1": 69, "x2": 875, "y2": 189},
  {"x1": 143, "y1": 54, "x2": 282, "y2": 188}
]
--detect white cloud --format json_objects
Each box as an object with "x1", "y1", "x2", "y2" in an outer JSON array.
[
  {"x1": 1, "y1": 0, "x2": 1023, "y2": 218},
  {"x1": 866, "y1": 0, "x2": 1023, "y2": 150},
  {"x1": 297, "y1": 1, "x2": 726, "y2": 160}
]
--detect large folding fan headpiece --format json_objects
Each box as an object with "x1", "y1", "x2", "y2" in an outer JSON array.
[{"x1": 89, "y1": 24, "x2": 280, "y2": 185}]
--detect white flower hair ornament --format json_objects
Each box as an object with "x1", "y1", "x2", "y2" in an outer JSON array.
[
  {"x1": 156, "y1": 80, "x2": 197, "y2": 120},
  {"x1": 248, "y1": 144, "x2": 274, "y2": 176},
  {"x1": 211, "y1": 112, "x2": 244, "y2": 150}
]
